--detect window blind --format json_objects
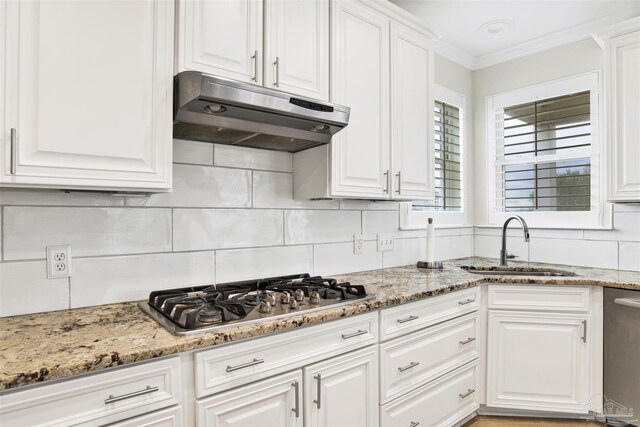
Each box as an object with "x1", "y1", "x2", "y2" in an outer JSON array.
[
  {"x1": 414, "y1": 100, "x2": 462, "y2": 212},
  {"x1": 496, "y1": 91, "x2": 592, "y2": 212}
]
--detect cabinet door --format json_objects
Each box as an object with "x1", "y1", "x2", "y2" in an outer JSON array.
[
  {"x1": 606, "y1": 28, "x2": 640, "y2": 201},
  {"x1": 265, "y1": 0, "x2": 329, "y2": 100},
  {"x1": 196, "y1": 370, "x2": 303, "y2": 427},
  {"x1": 390, "y1": 22, "x2": 435, "y2": 200},
  {"x1": 303, "y1": 346, "x2": 378, "y2": 427},
  {"x1": 330, "y1": 0, "x2": 390, "y2": 198},
  {"x1": 487, "y1": 311, "x2": 590, "y2": 414},
  {"x1": 178, "y1": 0, "x2": 263, "y2": 84},
  {"x1": 1, "y1": 0, "x2": 173, "y2": 191}
]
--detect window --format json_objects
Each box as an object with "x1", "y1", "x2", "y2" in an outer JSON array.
[
  {"x1": 401, "y1": 86, "x2": 467, "y2": 229},
  {"x1": 486, "y1": 72, "x2": 609, "y2": 228}
]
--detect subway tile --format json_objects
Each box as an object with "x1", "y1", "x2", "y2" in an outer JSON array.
[
  {"x1": 613, "y1": 203, "x2": 640, "y2": 213},
  {"x1": 127, "y1": 164, "x2": 251, "y2": 208},
  {"x1": 339, "y1": 200, "x2": 400, "y2": 211},
  {"x1": 314, "y1": 241, "x2": 382, "y2": 276},
  {"x1": 70, "y1": 251, "x2": 215, "y2": 308},
  {"x1": 0, "y1": 188, "x2": 124, "y2": 206},
  {"x1": 0, "y1": 261, "x2": 69, "y2": 316},
  {"x1": 3, "y1": 207, "x2": 171, "y2": 261},
  {"x1": 584, "y1": 212, "x2": 640, "y2": 242},
  {"x1": 253, "y1": 171, "x2": 338, "y2": 210},
  {"x1": 214, "y1": 144, "x2": 292, "y2": 172},
  {"x1": 173, "y1": 209, "x2": 283, "y2": 251},
  {"x1": 619, "y1": 242, "x2": 640, "y2": 271},
  {"x1": 215, "y1": 245, "x2": 313, "y2": 283},
  {"x1": 362, "y1": 211, "x2": 422, "y2": 240},
  {"x1": 173, "y1": 139, "x2": 214, "y2": 166},
  {"x1": 434, "y1": 235, "x2": 474, "y2": 261},
  {"x1": 473, "y1": 234, "x2": 529, "y2": 261},
  {"x1": 285, "y1": 210, "x2": 361, "y2": 245},
  {"x1": 529, "y1": 238, "x2": 618, "y2": 269},
  {"x1": 382, "y1": 238, "x2": 423, "y2": 268}
]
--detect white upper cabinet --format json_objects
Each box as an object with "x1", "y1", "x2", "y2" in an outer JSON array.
[
  {"x1": 293, "y1": 0, "x2": 436, "y2": 200},
  {"x1": 390, "y1": 21, "x2": 434, "y2": 199},
  {"x1": 595, "y1": 17, "x2": 640, "y2": 202},
  {"x1": 1, "y1": 0, "x2": 174, "y2": 191},
  {"x1": 329, "y1": 0, "x2": 390, "y2": 198},
  {"x1": 264, "y1": 0, "x2": 329, "y2": 100},
  {"x1": 177, "y1": 0, "x2": 263, "y2": 84}
]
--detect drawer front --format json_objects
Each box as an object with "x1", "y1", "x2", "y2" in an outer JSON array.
[
  {"x1": 488, "y1": 285, "x2": 590, "y2": 313},
  {"x1": 380, "y1": 287, "x2": 480, "y2": 341},
  {"x1": 107, "y1": 405, "x2": 183, "y2": 427},
  {"x1": 0, "y1": 357, "x2": 181, "y2": 427},
  {"x1": 195, "y1": 312, "x2": 378, "y2": 398},
  {"x1": 380, "y1": 312, "x2": 479, "y2": 403},
  {"x1": 381, "y1": 361, "x2": 479, "y2": 427}
]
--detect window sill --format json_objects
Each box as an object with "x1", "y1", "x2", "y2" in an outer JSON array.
[{"x1": 400, "y1": 224, "x2": 474, "y2": 231}]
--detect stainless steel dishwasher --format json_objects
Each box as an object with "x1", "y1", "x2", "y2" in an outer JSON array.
[{"x1": 604, "y1": 287, "x2": 640, "y2": 426}]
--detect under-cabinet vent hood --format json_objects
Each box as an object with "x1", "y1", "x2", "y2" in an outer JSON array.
[{"x1": 173, "y1": 71, "x2": 350, "y2": 153}]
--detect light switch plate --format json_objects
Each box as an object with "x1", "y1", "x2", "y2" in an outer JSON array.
[{"x1": 377, "y1": 234, "x2": 394, "y2": 252}]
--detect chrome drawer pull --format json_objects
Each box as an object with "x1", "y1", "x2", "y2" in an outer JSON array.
[
  {"x1": 581, "y1": 320, "x2": 587, "y2": 343},
  {"x1": 397, "y1": 315, "x2": 419, "y2": 324},
  {"x1": 104, "y1": 385, "x2": 158, "y2": 405},
  {"x1": 226, "y1": 358, "x2": 264, "y2": 372},
  {"x1": 458, "y1": 298, "x2": 476, "y2": 306},
  {"x1": 409, "y1": 422, "x2": 420, "y2": 427},
  {"x1": 313, "y1": 374, "x2": 322, "y2": 409},
  {"x1": 398, "y1": 361, "x2": 420, "y2": 372},
  {"x1": 459, "y1": 388, "x2": 476, "y2": 399},
  {"x1": 459, "y1": 337, "x2": 476, "y2": 345},
  {"x1": 291, "y1": 381, "x2": 300, "y2": 418},
  {"x1": 10, "y1": 128, "x2": 17, "y2": 175},
  {"x1": 341, "y1": 330, "x2": 367, "y2": 340}
]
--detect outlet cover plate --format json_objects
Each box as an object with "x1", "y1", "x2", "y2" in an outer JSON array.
[
  {"x1": 354, "y1": 234, "x2": 364, "y2": 255},
  {"x1": 377, "y1": 234, "x2": 394, "y2": 252},
  {"x1": 46, "y1": 245, "x2": 71, "y2": 279}
]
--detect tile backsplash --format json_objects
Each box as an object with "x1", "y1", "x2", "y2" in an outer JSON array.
[
  {"x1": 1, "y1": 140, "x2": 638, "y2": 317},
  {"x1": 0, "y1": 140, "x2": 473, "y2": 316}
]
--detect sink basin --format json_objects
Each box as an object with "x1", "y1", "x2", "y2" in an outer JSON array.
[{"x1": 460, "y1": 266, "x2": 576, "y2": 277}]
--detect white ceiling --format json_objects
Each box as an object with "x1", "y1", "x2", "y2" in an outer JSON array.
[{"x1": 390, "y1": 0, "x2": 640, "y2": 69}]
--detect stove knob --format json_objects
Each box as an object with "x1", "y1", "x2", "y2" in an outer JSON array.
[
  {"x1": 258, "y1": 300, "x2": 272, "y2": 313},
  {"x1": 294, "y1": 289, "x2": 305, "y2": 302},
  {"x1": 289, "y1": 299, "x2": 298, "y2": 310},
  {"x1": 309, "y1": 291, "x2": 320, "y2": 304},
  {"x1": 264, "y1": 294, "x2": 275, "y2": 305},
  {"x1": 280, "y1": 292, "x2": 291, "y2": 304}
]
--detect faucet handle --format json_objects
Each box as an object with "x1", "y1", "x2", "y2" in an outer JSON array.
[{"x1": 507, "y1": 253, "x2": 519, "y2": 260}]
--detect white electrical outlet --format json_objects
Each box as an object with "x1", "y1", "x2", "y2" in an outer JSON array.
[
  {"x1": 354, "y1": 234, "x2": 364, "y2": 255},
  {"x1": 377, "y1": 234, "x2": 394, "y2": 252},
  {"x1": 47, "y1": 245, "x2": 72, "y2": 279}
]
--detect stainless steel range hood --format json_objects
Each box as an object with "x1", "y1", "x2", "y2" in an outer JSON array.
[{"x1": 173, "y1": 71, "x2": 350, "y2": 153}]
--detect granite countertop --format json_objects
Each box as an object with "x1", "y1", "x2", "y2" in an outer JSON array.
[{"x1": 1, "y1": 257, "x2": 638, "y2": 392}]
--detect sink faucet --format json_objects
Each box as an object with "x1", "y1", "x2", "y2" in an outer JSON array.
[{"x1": 500, "y1": 215, "x2": 530, "y2": 266}]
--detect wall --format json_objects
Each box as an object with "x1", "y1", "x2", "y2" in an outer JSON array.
[{"x1": 471, "y1": 37, "x2": 640, "y2": 271}]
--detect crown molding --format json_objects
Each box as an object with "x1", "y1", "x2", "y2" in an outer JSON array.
[{"x1": 433, "y1": 40, "x2": 477, "y2": 70}]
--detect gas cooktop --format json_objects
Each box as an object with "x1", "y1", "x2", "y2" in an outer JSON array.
[{"x1": 138, "y1": 273, "x2": 374, "y2": 335}]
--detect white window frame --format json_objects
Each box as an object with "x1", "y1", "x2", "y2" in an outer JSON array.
[
  {"x1": 401, "y1": 85, "x2": 470, "y2": 230},
  {"x1": 485, "y1": 71, "x2": 611, "y2": 229}
]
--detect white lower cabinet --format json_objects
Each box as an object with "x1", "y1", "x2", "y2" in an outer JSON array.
[
  {"x1": 196, "y1": 370, "x2": 303, "y2": 427},
  {"x1": 107, "y1": 406, "x2": 183, "y2": 427},
  {"x1": 381, "y1": 361, "x2": 479, "y2": 427},
  {"x1": 304, "y1": 346, "x2": 379, "y2": 427}
]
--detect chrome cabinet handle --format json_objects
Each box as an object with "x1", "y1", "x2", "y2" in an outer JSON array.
[
  {"x1": 614, "y1": 298, "x2": 640, "y2": 309},
  {"x1": 383, "y1": 170, "x2": 389, "y2": 193},
  {"x1": 104, "y1": 385, "x2": 158, "y2": 405},
  {"x1": 398, "y1": 361, "x2": 420, "y2": 372},
  {"x1": 313, "y1": 374, "x2": 321, "y2": 409},
  {"x1": 273, "y1": 56, "x2": 279, "y2": 87},
  {"x1": 226, "y1": 358, "x2": 264, "y2": 372},
  {"x1": 395, "y1": 171, "x2": 401, "y2": 194},
  {"x1": 397, "y1": 315, "x2": 419, "y2": 324},
  {"x1": 341, "y1": 330, "x2": 367, "y2": 340},
  {"x1": 409, "y1": 422, "x2": 420, "y2": 427},
  {"x1": 291, "y1": 381, "x2": 300, "y2": 417},
  {"x1": 251, "y1": 50, "x2": 258, "y2": 82},
  {"x1": 458, "y1": 298, "x2": 476, "y2": 306},
  {"x1": 10, "y1": 128, "x2": 17, "y2": 175},
  {"x1": 459, "y1": 337, "x2": 476, "y2": 345},
  {"x1": 459, "y1": 388, "x2": 475, "y2": 399},
  {"x1": 581, "y1": 320, "x2": 587, "y2": 343}
]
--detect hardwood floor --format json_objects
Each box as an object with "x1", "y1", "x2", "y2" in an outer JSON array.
[{"x1": 463, "y1": 415, "x2": 603, "y2": 426}]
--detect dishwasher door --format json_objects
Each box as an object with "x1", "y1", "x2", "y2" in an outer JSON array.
[{"x1": 604, "y1": 287, "x2": 640, "y2": 426}]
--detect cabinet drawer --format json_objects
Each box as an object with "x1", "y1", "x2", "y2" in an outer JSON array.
[
  {"x1": 380, "y1": 287, "x2": 480, "y2": 341},
  {"x1": 106, "y1": 405, "x2": 183, "y2": 427},
  {"x1": 488, "y1": 285, "x2": 590, "y2": 313},
  {"x1": 381, "y1": 361, "x2": 479, "y2": 427},
  {"x1": 0, "y1": 357, "x2": 181, "y2": 427},
  {"x1": 380, "y1": 312, "x2": 479, "y2": 403},
  {"x1": 194, "y1": 312, "x2": 378, "y2": 398}
]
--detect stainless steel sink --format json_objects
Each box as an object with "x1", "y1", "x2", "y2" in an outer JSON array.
[{"x1": 460, "y1": 266, "x2": 576, "y2": 277}]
